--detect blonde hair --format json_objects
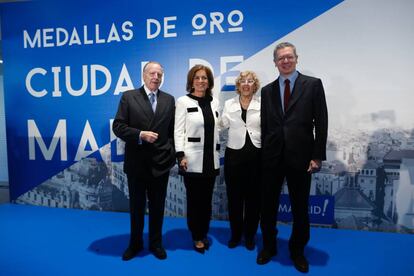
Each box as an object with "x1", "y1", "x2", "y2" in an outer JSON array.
[{"x1": 235, "y1": 71, "x2": 260, "y2": 95}]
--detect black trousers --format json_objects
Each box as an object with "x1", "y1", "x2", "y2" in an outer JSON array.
[
  {"x1": 183, "y1": 175, "x2": 216, "y2": 241},
  {"x1": 224, "y1": 147, "x2": 261, "y2": 241},
  {"x1": 126, "y1": 172, "x2": 169, "y2": 249},
  {"x1": 260, "y1": 163, "x2": 311, "y2": 257}
]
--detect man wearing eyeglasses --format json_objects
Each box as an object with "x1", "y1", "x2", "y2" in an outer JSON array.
[{"x1": 257, "y1": 42, "x2": 328, "y2": 273}]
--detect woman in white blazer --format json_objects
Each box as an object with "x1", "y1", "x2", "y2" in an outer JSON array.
[
  {"x1": 221, "y1": 71, "x2": 261, "y2": 250},
  {"x1": 174, "y1": 65, "x2": 220, "y2": 254}
]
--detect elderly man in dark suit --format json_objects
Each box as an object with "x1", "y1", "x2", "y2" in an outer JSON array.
[
  {"x1": 257, "y1": 42, "x2": 328, "y2": 273},
  {"x1": 113, "y1": 61, "x2": 175, "y2": 261}
]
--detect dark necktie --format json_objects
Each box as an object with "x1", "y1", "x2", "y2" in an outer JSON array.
[{"x1": 284, "y1": 79, "x2": 290, "y2": 113}]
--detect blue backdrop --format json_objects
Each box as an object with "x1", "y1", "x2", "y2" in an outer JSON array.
[
  {"x1": 3, "y1": 0, "x2": 414, "y2": 234},
  {"x1": 1, "y1": 0, "x2": 341, "y2": 199}
]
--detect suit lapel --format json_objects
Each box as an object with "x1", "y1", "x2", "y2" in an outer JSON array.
[
  {"x1": 286, "y1": 73, "x2": 304, "y2": 113},
  {"x1": 133, "y1": 87, "x2": 154, "y2": 122},
  {"x1": 272, "y1": 79, "x2": 284, "y2": 117},
  {"x1": 153, "y1": 90, "x2": 168, "y2": 123}
]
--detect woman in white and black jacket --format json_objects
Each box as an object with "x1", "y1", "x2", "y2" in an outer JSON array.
[
  {"x1": 220, "y1": 71, "x2": 261, "y2": 251},
  {"x1": 174, "y1": 64, "x2": 220, "y2": 254}
]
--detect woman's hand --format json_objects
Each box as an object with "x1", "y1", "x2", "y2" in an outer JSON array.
[{"x1": 179, "y1": 157, "x2": 188, "y2": 171}]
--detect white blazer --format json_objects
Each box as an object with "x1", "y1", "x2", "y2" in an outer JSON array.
[
  {"x1": 220, "y1": 95, "x2": 261, "y2": 149},
  {"x1": 174, "y1": 95, "x2": 221, "y2": 173}
]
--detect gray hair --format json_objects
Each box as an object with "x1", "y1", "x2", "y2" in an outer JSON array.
[
  {"x1": 273, "y1": 42, "x2": 298, "y2": 61},
  {"x1": 143, "y1": 61, "x2": 164, "y2": 73}
]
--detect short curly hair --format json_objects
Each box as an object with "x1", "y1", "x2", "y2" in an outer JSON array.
[{"x1": 235, "y1": 71, "x2": 260, "y2": 95}]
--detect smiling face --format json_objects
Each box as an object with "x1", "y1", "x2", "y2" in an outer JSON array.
[
  {"x1": 235, "y1": 71, "x2": 260, "y2": 97},
  {"x1": 143, "y1": 62, "x2": 163, "y2": 91},
  {"x1": 274, "y1": 46, "x2": 298, "y2": 77},
  {"x1": 192, "y1": 69, "x2": 209, "y2": 95},
  {"x1": 238, "y1": 75, "x2": 256, "y2": 97}
]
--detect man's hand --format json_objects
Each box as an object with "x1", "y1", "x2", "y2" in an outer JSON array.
[
  {"x1": 307, "y1": 159, "x2": 321, "y2": 174},
  {"x1": 140, "y1": 131, "x2": 159, "y2": 143}
]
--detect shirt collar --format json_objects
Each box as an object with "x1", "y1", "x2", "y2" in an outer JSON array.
[
  {"x1": 279, "y1": 70, "x2": 299, "y2": 86},
  {"x1": 228, "y1": 95, "x2": 260, "y2": 111},
  {"x1": 143, "y1": 85, "x2": 158, "y2": 96}
]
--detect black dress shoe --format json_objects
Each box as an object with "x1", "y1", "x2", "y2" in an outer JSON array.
[
  {"x1": 227, "y1": 239, "x2": 240, "y2": 249},
  {"x1": 122, "y1": 245, "x2": 143, "y2": 261},
  {"x1": 256, "y1": 248, "x2": 277, "y2": 265},
  {"x1": 150, "y1": 247, "x2": 167, "y2": 260},
  {"x1": 245, "y1": 239, "x2": 255, "y2": 251},
  {"x1": 291, "y1": 255, "x2": 309, "y2": 273}
]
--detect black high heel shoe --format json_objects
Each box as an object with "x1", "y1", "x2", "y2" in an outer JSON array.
[
  {"x1": 227, "y1": 238, "x2": 241, "y2": 249},
  {"x1": 202, "y1": 238, "x2": 210, "y2": 250},
  {"x1": 193, "y1": 241, "x2": 205, "y2": 254},
  {"x1": 245, "y1": 238, "x2": 255, "y2": 251}
]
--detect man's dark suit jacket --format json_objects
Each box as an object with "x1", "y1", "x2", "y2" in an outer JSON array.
[
  {"x1": 112, "y1": 86, "x2": 176, "y2": 178},
  {"x1": 261, "y1": 73, "x2": 328, "y2": 170}
]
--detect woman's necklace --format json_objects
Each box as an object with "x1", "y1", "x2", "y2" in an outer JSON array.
[{"x1": 239, "y1": 96, "x2": 252, "y2": 109}]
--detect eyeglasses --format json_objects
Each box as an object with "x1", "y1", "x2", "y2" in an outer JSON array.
[
  {"x1": 239, "y1": 79, "x2": 255, "y2": 84},
  {"x1": 276, "y1": 55, "x2": 296, "y2": 62}
]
